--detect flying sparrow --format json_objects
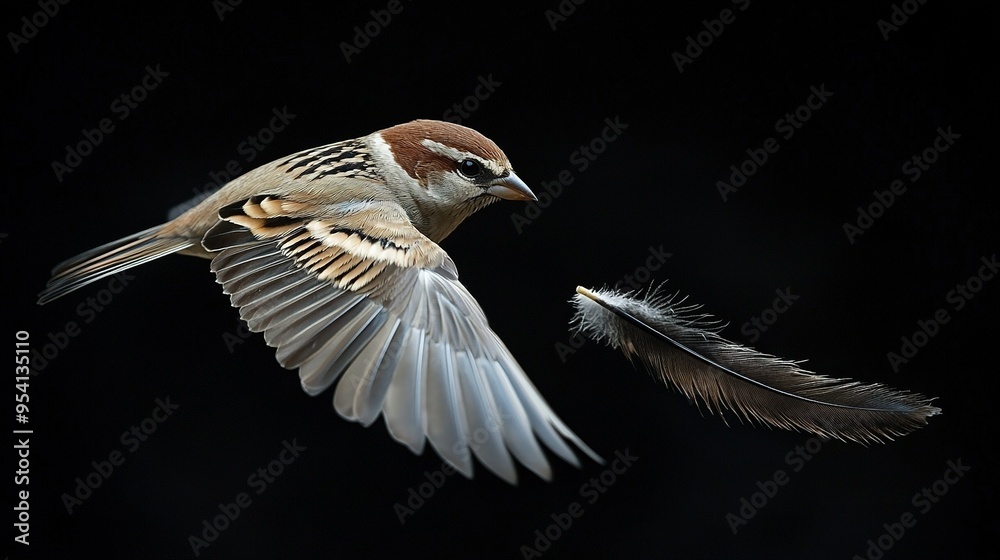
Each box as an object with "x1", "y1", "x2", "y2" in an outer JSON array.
[{"x1": 38, "y1": 119, "x2": 601, "y2": 484}]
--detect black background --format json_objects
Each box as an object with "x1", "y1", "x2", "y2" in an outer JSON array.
[{"x1": 4, "y1": 1, "x2": 997, "y2": 559}]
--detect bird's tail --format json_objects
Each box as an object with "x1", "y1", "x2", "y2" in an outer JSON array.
[{"x1": 37, "y1": 224, "x2": 196, "y2": 305}]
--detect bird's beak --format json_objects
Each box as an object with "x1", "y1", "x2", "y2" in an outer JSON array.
[{"x1": 486, "y1": 172, "x2": 537, "y2": 201}]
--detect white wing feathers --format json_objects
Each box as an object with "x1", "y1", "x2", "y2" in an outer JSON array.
[{"x1": 203, "y1": 195, "x2": 600, "y2": 484}]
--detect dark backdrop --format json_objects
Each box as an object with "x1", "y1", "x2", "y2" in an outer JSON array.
[{"x1": 5, "y1": 1, "x2": 996, "y2": 559}]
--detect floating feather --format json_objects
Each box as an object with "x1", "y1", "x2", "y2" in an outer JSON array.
[{"x1": 571, "y1": 284, "x2": 940, "y2": 444}]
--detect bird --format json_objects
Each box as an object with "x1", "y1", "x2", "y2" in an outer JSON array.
[{"x1": 38, "y1": 119, "x2": 602, "y2": 485}]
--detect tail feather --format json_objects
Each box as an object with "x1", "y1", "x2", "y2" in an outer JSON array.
[{"x1": 38, "y1": 225, "x2": 195, "y2": 305}]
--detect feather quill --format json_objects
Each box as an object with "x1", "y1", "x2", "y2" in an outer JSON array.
[{"x1": 571, "y1": 284, "x2": 940, "y2": 444}]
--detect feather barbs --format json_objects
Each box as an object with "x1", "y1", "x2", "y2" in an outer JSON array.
[{"x1": 572, "y1": 284, "x2": 941, "y2": 444}]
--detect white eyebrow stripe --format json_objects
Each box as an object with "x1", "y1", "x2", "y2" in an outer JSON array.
[{"x1": 421, "y1": 139, "x2": 506, "y2": 176}]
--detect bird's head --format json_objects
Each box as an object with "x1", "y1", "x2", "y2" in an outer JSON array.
[{"x1": 370, "y1": 119, "x2": 535, "y2": 240}]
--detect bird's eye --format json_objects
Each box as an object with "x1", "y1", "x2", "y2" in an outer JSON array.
[{"x1": 458, "y1": 159, "x2": 484, "y2": 178}]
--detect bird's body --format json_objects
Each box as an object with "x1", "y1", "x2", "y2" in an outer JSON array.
[{"x1": 39, "y1": 119, "x2": 600, "y2": 484}]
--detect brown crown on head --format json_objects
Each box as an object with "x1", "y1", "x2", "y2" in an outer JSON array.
[{"x1": 379, "y1": 120, "x2": 510, "y2": 185}]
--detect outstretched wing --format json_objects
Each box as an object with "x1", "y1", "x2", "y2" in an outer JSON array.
[{"x1": 203, "y1": 194, "x2": 601, "y2": 483}]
